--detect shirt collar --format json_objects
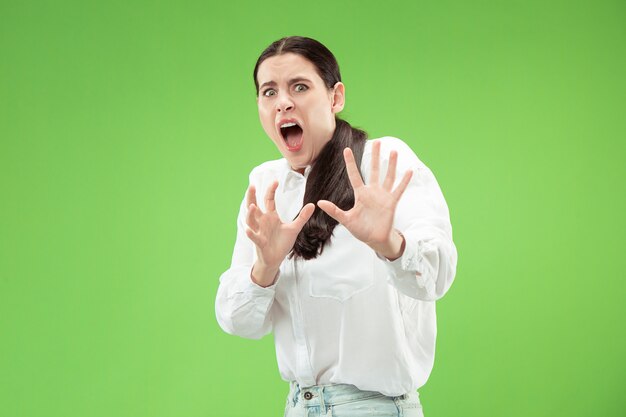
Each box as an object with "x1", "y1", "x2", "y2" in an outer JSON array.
[{"x1": 281, "y1": 160, "x2": 312, "y2": 181}]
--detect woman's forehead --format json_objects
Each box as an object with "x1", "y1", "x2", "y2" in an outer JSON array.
[{"x1": 257, "y1": 53, "x2": 321, "y2": 84}]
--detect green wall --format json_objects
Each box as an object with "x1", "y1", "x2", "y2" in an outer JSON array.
[{"x1": 1, "y1": 1, "x2": 624, "y2": 416}]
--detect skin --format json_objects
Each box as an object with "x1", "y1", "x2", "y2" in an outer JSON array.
[{"x1": 247, "y1": 53, "x2": 413, "y2": 287}]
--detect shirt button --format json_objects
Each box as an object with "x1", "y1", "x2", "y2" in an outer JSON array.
[{"x1": 303, "y1": 391, "x2": 313, "y2": 400}]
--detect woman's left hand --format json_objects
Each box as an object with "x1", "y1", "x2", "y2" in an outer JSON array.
[{"x1": 317, "y1": 140, "x2": 413, "y2": 260}]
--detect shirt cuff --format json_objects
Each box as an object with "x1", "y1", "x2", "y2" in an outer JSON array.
[
  {"x1": 249, "y1": 268, "x2": 281, "y2": 292},
  {"x1": 377, "y1": 236, "x2": 437, "y2": 299},
  {"x1": 224, "y1": 269, "x2": 279, "y2": 320},
  {"x1": 225, "y1": 266, "x2": 280, "y2": 305}
]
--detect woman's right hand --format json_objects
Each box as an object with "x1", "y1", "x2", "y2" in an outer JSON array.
[{"x1": 245, "y1": 181, "x2": 315, "y2": 287}]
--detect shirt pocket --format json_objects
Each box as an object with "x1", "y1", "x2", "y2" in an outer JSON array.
[{"x1": 304, "y1": 225, "x2": 375, "y2": 302}]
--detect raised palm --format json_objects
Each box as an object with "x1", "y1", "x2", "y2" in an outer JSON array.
[
  {"x1": 245, "y1": 181, "x2": 315, "y2": 269},
  {"x1": 317, "y1": 140, "x2": 413, "y2": 248}
]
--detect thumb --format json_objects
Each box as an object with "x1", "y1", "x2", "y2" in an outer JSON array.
[
  {"x1": 292, "y1": 203, "x2": 315, "y2": 230},
  {"x1": 317, "y1": 200, "x2": 347, "y2": 224}
]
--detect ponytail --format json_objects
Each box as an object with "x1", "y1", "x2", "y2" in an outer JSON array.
[{"x1": 291, "y1": 118, "x2": 367, "y2": 260}]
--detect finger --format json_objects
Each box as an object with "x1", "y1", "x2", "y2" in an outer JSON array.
[
  {"x1": 343, "y1": 148, "x2": 364, "y2": 189},
  {"x1": 291, "y1": 203, "x2": 315, "y2": 231},
  {"x1": 264, "y1": 180, "x2": 279, "y2": 212},
  {"x1": 246, "y1": 185, "x2": 257, "y2": 208},
  {"x1": 382, "y1": 150, "x2": 398, "y2": 191},
  {"x1": 370, "y1": 140, "x2": 381, "y2": 185},
  {"x1": 317, "y1": 200, "x2": 349, "y2": 224},
  {"x1": 392, "y1": 170, "x2": 414, "y2": 201},
  {"x1": 246, "y1": 204, "x2": 260, "y2": 231}
]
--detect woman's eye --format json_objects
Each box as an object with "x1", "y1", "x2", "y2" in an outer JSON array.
[
  {"x1": 294, "y1": 84, "x2": 308, "y2": 92},
  {"x1": 263, "y1": 89, "x2": 277, "y2": 97}
]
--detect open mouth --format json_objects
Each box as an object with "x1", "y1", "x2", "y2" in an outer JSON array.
[{"x1": 279, "y1": 122, "x2": 304, "y2": 151}]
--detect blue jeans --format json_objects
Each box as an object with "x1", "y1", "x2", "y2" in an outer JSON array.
[{"x1": 284, "y1": 381, "x2": 424, "y2": 417}]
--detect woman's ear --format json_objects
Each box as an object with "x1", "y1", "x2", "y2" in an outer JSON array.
[{"x1": 331, "y1": 82, "x2": 345, "y2": 114}]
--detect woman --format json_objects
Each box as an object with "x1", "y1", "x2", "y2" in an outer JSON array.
[{"x1": 215, "y1": 36, "x2": 457, "y2": 417}]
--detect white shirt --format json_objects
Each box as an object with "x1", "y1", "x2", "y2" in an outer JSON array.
[{"x1": 215, "y1": 137, "x2": 457, "y2": 396}]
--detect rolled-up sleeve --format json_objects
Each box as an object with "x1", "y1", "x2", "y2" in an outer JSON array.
[
  {"x1": 215, "y1": 182, "x2": 278, "y2": 339},
  {"x1": 375, "y1": 137, "x2": 458, "y2": 301}
]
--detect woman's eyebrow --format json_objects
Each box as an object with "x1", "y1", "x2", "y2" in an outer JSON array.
[
  {"x1": 259, "y1": 80, "x2": 277, "y2": 90},
  {"x1": 288, "y1": 77, "x2": 312, "y2": 85}
]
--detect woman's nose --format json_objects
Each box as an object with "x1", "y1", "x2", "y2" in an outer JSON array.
[{"x1": 276, "y1": 94, "x2": 294, "y2": 112}]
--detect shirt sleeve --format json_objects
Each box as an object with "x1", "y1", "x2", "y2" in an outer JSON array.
[
  {"x1": 374, "y1": 137, "x2": 458, "y2": 301},
  {"x1": 215, "y1": 176, "x2": 278, "y2": 339}
]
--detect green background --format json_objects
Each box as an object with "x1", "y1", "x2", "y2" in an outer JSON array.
[{"x1": 1, "y1": 0, "x2": 624, "y2": 416}]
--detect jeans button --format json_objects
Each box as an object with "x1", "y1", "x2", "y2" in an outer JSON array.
[{"x1": 304, "y1": 391, "x2": 313, "y2": 400}]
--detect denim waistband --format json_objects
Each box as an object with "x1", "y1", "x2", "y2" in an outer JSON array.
[{"x1": 287, "y1": 381, "x2": 407, "y2": 408}]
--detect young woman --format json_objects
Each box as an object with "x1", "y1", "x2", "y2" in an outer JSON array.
[{"x1": 216, "y1": 36, "x2": 457, "y2": 417}]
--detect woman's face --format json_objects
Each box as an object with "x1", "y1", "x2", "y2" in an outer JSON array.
[{"x1": 256, "y1": 53, "x2": 345, "y2": 174}]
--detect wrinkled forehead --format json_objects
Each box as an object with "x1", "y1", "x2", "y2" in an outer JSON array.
[{"x1": 256, "y1": 53, "x2": 323, "y2": 86}]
